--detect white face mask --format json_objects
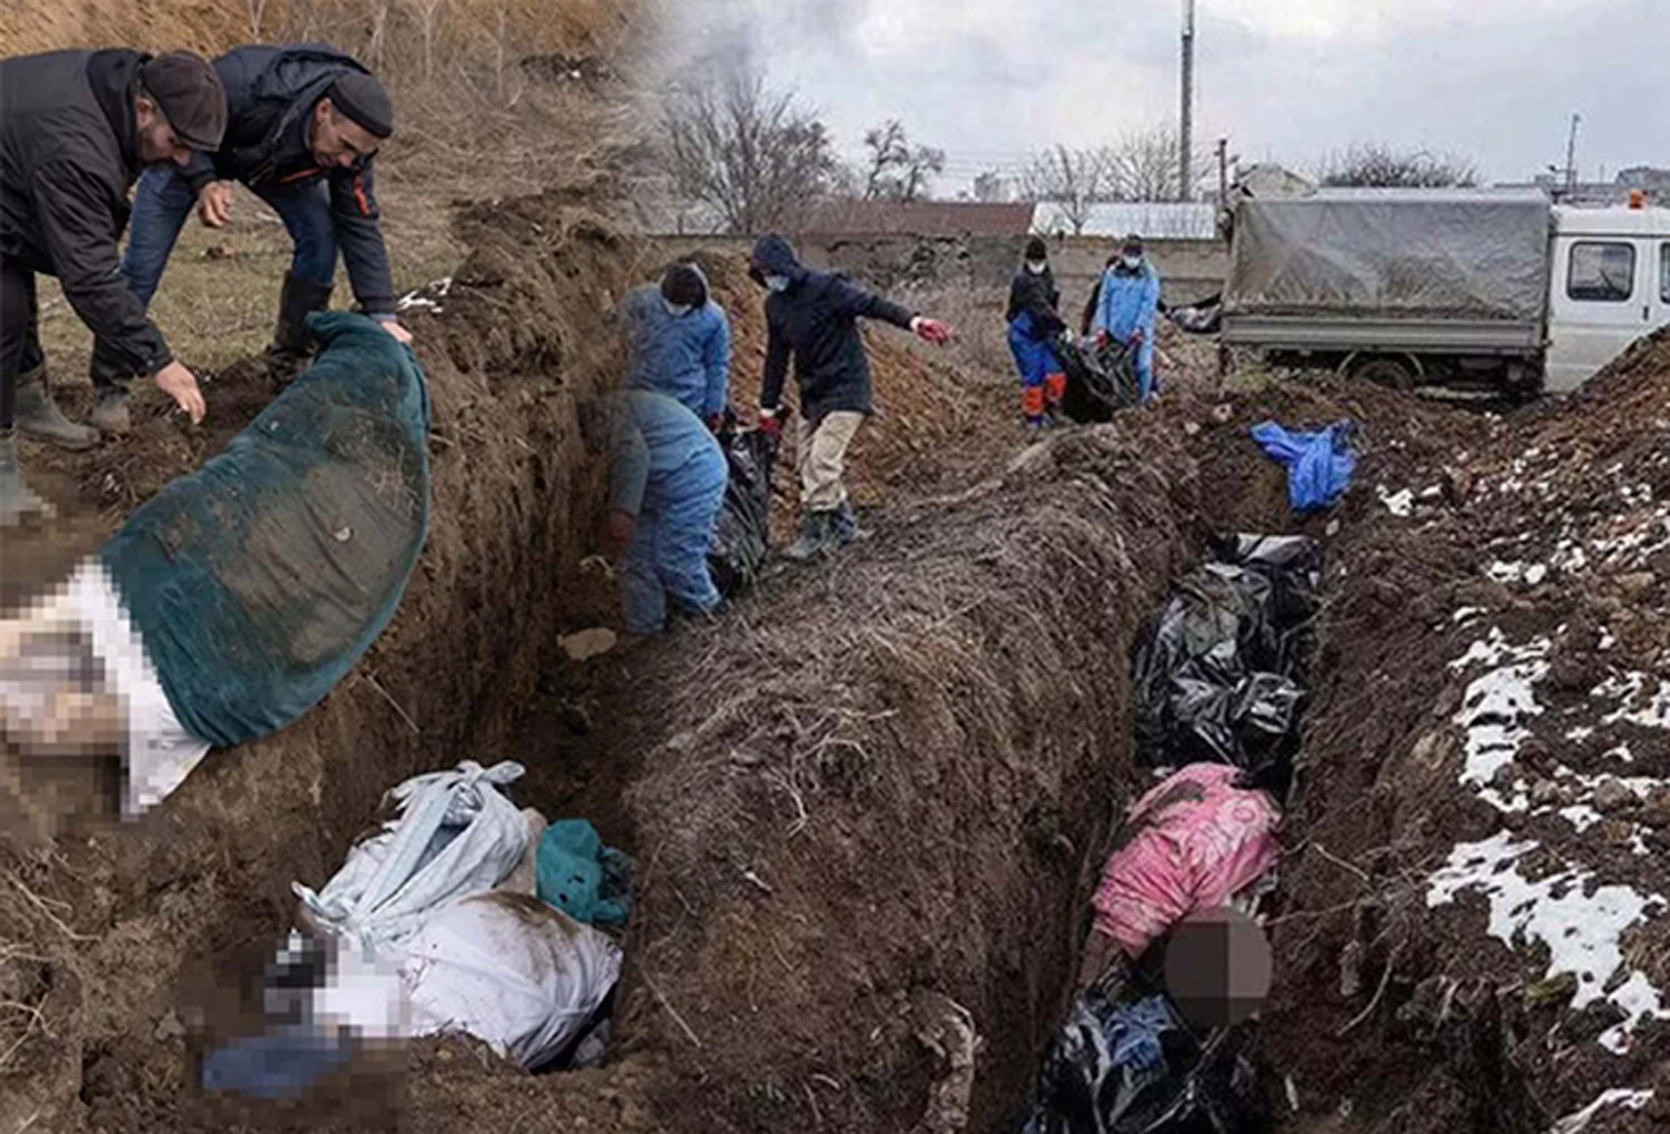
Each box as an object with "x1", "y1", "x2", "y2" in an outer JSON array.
[
  {"x1": 662, "y1": 297, "x2": 693, "y2": 317},
  {"x1": 1122, "y1": 254, "x2": 1142, "y2": 269},
  {"x1": 765, "y1": 275, "x2": 791, "y2": 293},
  {"x1": 1026, "y1": 260, "x2": 1047, "y2": 274}
]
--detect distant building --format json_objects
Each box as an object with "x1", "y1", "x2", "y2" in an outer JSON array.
[
  {"x1": 798, "y1": 199, "x2": 1034, "y2": 239},
  {"x1": 1030, "y1": 201, "x2": 1221, "y2": 241},
  {"x1": 1231, "y1": 163, "x2": 1316, "y2": 200},
  {"x1": 1495, "y1": 168, "x2": 1670, "y2": 206}
]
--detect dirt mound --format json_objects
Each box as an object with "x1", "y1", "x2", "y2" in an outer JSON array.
[{"x1": 1256, "y1": 327, "x2": 1670, "y2": 1133}]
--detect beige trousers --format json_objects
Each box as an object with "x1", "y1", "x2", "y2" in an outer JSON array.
[{"x1": 796, "y1": 411, "x2": 864, "y2": 512}]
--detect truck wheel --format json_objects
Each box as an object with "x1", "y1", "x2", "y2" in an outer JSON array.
[{"x1": 1350, "y1": 356, "x2": 1418, "y2": 390}]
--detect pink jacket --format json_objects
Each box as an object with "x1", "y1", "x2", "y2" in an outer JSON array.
[{"x1": 1092, "y1": 763, "x2": 1281, "y2": 958}]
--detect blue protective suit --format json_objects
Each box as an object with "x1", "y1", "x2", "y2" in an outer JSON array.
[
  {"x1": 623, "y1": 272, "x2": 732, "y2": 419},
  {"x1": 608, "y1": 390, "x2": 728, "y2": 634},
  {"x1": 1092, "y1": 261, "x2": 1162, "y2": 402}
]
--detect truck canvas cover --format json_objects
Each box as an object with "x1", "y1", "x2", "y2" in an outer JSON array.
[{"x1": 1224, "y1": 189, "x2": 1551, "y2": 324}]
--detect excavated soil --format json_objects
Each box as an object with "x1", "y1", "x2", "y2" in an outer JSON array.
[{"x1": 11, "y1": 131, "x2": 1670, "y2": 1134}]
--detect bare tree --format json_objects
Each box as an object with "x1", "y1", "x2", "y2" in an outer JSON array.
[
  {"x1": 1318, "y1": 144, "x2": 1480, "y2": 188},
  {"x1": 1020, "y1": 146, "x2": 1109, "y2": 235},
  {"x1": 971, "y1": 170, "x2": 1009, "y2": 203},
  {"x1": 1103, "y1": 127, "x2": 1211, "y2": 201},
  {"x1": 860, "y1": 119, "x2": 946, "y2": 202},
  {"x1": 664, "y1": 69, "x2": 842, "y2": 235}
]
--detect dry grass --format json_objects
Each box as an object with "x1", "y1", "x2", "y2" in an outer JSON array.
[{"x1": 33, "y1": 183, "x2": 466, "y2": 388}]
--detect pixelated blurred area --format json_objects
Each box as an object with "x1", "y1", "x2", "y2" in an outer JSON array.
[
  {"x1": 0, "y1": 589, "x2": 127, "y2": 842},
  {"x1": 174, "y1": 932, "x2": 407, "y2": 1130},
  {"x1": 1164, "y1": 906, "x2": 1274, "y2": 1029}
]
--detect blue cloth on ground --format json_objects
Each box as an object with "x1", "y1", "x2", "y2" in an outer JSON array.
[
  {"x1": 537, "y1": 819, "x2": 634, "y2": 926},
  {"x1": 100, "y1": 312, "x2": 431, "y2": 748},
  {"x1": 1250, "y1": 420, "x2": 1356, "y2": 513}
]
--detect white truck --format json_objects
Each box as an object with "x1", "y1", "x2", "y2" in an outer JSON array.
[{"x1": 1220, "y1": 188, "x2": 1670, "y2": 397}]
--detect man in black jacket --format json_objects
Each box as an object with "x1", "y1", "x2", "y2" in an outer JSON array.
[
  {"x1": 93, "y1": 44, "x2": 409, "y2": 434},
  {"x1": 750, "y1": 234, "x2": 952, "y2": 561},
  {"x1": 1, "y1": 48, "x2": 222, "y2": 525}
]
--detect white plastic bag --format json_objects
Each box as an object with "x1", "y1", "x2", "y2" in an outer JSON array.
[
  {"x1": 401, "y1": 890, "x2": 622, "y2": 1069},
  {"x1": 293, "y1": 761, "x2": 529, "y2": 956}
]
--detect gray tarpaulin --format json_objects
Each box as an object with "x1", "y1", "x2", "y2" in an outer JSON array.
[{"x1": 1224, "y1": 189, "x2": 1551, "y2": 323}]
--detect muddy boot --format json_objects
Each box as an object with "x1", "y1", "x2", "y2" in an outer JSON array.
[
  {"x1": 267, "y1": 273, "x2": 333, "y2": 386},
  {"x1": 782, "y1": 510, "x2": 837, "y2": 562},
  {"x1": 88, "y1": 345, "x2": 133, "y2": 437},
  {"x1": 90, "y1": 389, "x2": 132, "y2": 437},
  {"x1": 0, "y1": 429, "x2": 48, "y2": 526},
  {"x1": 14, "y1": 367, "x2": 99, "y2": 451},
  {"x1": 833, "y1": 499, "x2": 866, "y2": 546}
]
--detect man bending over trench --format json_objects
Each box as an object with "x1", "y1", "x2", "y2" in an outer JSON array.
[{"x1": 602, "y1": 389, "x2": 729, "y2": 637}]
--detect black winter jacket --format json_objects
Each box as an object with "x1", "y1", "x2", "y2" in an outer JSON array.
[
  {"x1": 1006, "y1": 265, "x2": 1065, "y2": 337},
  {"x1": 0, "y1": 50, "x2": 173, "y2": 375},
  {"x1": 751, "y1": 235, "x2": 916, "y2": 424},
  {"x1": 183, "y1": 44, "x2": 394, "y2": 314}
]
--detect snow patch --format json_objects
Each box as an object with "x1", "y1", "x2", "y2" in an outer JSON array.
[
  {"x1": 1378, "y1": 485, "x2": 1414, "y2": 517},
  {"x1": 1427, "y1": 832, "x2": 1669, "y2": 1052}
]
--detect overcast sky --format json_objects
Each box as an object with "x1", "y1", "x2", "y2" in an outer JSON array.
[{"x1": 664, "y1": 0, "x2": 1669, "y2": 196}]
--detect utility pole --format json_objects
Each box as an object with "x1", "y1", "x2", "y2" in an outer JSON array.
[
  {"x1": 1180, "y1": 0, "x2": 1196, "y2": 201},
  {"x1": 1564, "y1": 112, "x2": 1581, "y2": 196},
  {"x1": 1216, "y1": 137, "x2": 1229, "y2": 205}
]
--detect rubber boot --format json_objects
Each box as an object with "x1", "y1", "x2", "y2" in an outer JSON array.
[
  {"x1": 88, "y1": 344, "x2": 133, "y2": 437},
  {"x1": 833, "y1": 499, "x2": 865, "y2": 546},
  {"x1": 0, "y1": 428, "x2": 48, "y2": 527},
  {"x1": 782, "y1": 510, "x2": 837, "y2": 562},
  {"x1": 268, "y1": 273, "x2": 334, "y2": 386},
  {"x1": 14, "y1": 367, "x2": 99, "y2": 451}
]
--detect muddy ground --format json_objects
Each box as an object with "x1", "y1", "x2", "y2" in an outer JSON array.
[{"x1": 7, "y1": 153, "x2": 1670, "y2": 1134}]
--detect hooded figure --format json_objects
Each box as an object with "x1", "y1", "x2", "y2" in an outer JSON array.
[
  {"x1": 749, "y1": 234, "x2": 951, "y2": 561},
  {"x1": 1092, "y1": 234, "x2": 1162, "y2": 403},
  {"x1": 1006, "y1": 235, "x2": 1069, "y2": 429},
  {"x1": 622, "y1": 262, "x2": 732, "y2": 427},
  {"x1": 604, "y1": 390, "x2": 729, "y2": 636}
]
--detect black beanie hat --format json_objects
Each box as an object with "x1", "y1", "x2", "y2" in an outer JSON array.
[
  {"x1": 661, "y1": 264, "x2": 707, "y2": 308},
  {"x1": 140, "y1": 52, "x2": 227, "y2": 150},
  {"x1": 327, "y1": 71, "x2": 394, "y2": 139},
  {"x1": 1025, "y1": 236, "x2": 1048, "y2": 262}
]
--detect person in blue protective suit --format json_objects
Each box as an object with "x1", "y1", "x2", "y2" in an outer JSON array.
[
  {"x1": 602, "y1": 390, "x2": 729, "y2": 636},
  {"x1": 1006, "y1": 236, "x2": 1068, "y2": 431},
  {"x1": 1092, "y1": 233, "x2": 1162, "y2": 403},
  {"x1": 622, "y1": 262, "x2": 731, "y2": 429}
]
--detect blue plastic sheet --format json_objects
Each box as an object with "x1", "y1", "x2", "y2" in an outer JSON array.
[{"x1": 1249, "y1": 420, "x2": 1355, "y2": 513}]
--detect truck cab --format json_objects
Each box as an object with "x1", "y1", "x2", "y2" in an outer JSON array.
[{"x1": 1545, "y1": 204, "x2": 1670, "y2": 392}]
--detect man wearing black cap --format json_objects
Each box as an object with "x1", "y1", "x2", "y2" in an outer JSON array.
[
  {"x1": 0, "y1": 48, "x2": 222, "y2": 525},
  {"x1": 97, "y1": 44, "x2": 407, "y2": 434}
]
